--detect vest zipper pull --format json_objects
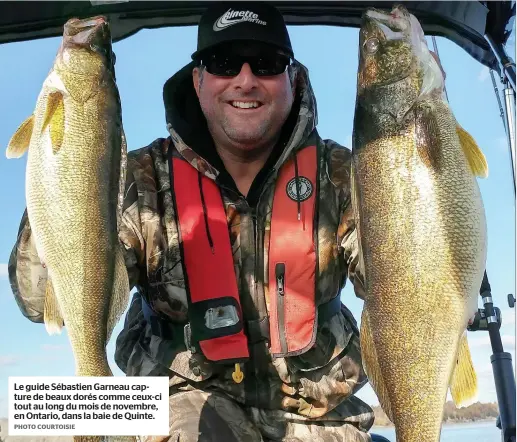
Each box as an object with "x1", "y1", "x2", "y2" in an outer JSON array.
[{"x1": 232, "y1": 363, "x2": 244, "y2": 383}]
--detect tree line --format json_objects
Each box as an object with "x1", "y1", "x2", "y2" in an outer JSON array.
[{"x1": 372, "y1": 401, "x2": 500, "y2": 426}]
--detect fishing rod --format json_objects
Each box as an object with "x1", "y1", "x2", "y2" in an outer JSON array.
[
  {"x1": 485, "y1": 34, "x2": 516, "y2": 94},
  {"x1": 489, "y1": 67, "x2": 516, "y2": 194},
  {"x1": 485, "y1": 33, "x2": 517, "y2": 194},
  {"x1": 468, "y1": 271, "x2": 516, "y2": 442},
  {"x1": 482, "y1": 35, "x2": 516, "y2": 441},
  {"x1": 431, "y1": 36, "x2": 449, "y2": 102}
]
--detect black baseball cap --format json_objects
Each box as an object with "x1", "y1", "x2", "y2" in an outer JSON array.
[{"x1": 191, "y1": 2, "x2": 294, "y2": 61}]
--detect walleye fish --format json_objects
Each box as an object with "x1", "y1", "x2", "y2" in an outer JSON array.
[
  {"x1": 351, "y1": 5, "x2": 488, "y2": 442},
  {"x1": 6, "y1": 16, "x2": 131, "y2": 441}
]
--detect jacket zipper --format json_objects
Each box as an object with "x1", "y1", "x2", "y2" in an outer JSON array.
[{"x1": 275, "y1": 262, "x2": 288, "y2": 354}]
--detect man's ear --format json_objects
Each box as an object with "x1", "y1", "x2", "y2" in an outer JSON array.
[{"x1": 193, "y1": 66, "x2": 202, "y2": 98}]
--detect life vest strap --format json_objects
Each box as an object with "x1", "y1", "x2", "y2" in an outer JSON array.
[{"x1": 142, "y1": 294, "x2": 344, "y2": 349}]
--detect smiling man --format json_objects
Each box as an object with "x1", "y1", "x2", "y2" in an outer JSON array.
[
  {"x1": 192, "y1": 40, "x2": 296, "y2": 196},
  {"x1": 9, "y1": 2, "x2": 376, "y2": 441}
]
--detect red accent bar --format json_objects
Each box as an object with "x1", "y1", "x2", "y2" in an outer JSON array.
[
  {"x1": 268, "y1": 146, "x2": 317, "y2": 356},
  {"x1": 173, "y1": 158, "x2": 249, "y2": 361}
]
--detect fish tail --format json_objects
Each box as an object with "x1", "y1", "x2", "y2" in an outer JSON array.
[{"x1": 449, "y1": 331, "x2": 478, "y2": 408}]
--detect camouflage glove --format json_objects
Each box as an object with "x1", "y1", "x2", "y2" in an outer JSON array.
[{"x1": 280, "y1": 383, "x2": 328, "y2": 418}]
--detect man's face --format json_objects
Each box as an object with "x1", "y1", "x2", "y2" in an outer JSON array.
[{"x1": 193, "y1": 43, "x2": 296, "y2": 153}]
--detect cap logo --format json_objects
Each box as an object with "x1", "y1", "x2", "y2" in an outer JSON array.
[{"x1": 213, "y1": 8, "x2": 267, "y2": 31}]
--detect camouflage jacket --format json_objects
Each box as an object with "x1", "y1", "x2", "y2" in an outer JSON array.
[{"x1": 8, "y1": 60, "x2": 374, "y2": 431}]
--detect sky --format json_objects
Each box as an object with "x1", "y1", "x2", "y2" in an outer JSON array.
[{"x1": 0, "y1": 14, "x2": 515, "y2": 419}]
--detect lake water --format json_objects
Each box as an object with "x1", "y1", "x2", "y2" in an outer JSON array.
[{"x1": 370, "y1": 420, "x2": 501, "y2": 442}]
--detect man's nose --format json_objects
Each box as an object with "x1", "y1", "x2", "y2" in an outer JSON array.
[{"x1": 232, "y1": 62, "x2": 259, "y2": 90}]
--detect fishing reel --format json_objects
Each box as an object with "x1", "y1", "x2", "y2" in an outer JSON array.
[
  {"x1": 467, "y1": 306, "x2": 502, "y2": 331},
  {"x1": 467, "y1": 293, "x2": 514, "y2": 332}
]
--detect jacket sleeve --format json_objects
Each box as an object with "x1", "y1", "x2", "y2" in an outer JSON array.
[
  {"x1": 339, "y1": 202, "x2": 366, "y2": 301},
  {"x1": 8, "y1": 165, "x2": 145, "y2": 323},
  {"x1": 8, "y1": 210, "x2": 47, "y2": 323},
  {"x1": 326, "y1": 140, "x2": 366, "y2": 301}
]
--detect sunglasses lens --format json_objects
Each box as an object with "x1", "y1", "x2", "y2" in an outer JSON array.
[
  {"x1": 253, "y1": 55, "x2": 290, "y2": 76},
  {"x1": 206, "y1": 56, "x2": 242, "y2": 76},
  {"x1": 204, "y1": 53, "x2": 290, "y2": 77}
]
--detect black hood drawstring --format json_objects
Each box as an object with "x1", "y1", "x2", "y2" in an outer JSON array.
[
  {"x1": 293, "y1": 152, "x2": 301, "y2": 221},
  {"x1": 198, "y1": 172, "x2": 215, "y2": 254}
]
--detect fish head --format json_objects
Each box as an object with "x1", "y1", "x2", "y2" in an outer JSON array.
[
  {"x1": 53, "y1": 16, "x2": 116, "y2": 102},
  {"x1": 357, "y1": 5, "x2": 444, "y2": 122},
  {"x1": 358, "y1": 5, "x2": 415, "y2": 91}
]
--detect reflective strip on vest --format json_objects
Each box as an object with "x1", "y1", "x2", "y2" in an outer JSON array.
[
  {"x1": 171, "y1": 157, "x2": 249, "y2": 362},
  {"x1": 268, "y1": 145, "x2": 318, "y2": 356}
]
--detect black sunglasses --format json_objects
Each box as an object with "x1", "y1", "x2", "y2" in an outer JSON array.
[{"x1": 200, "y1": 52, "x2": 291, "y2": 77}]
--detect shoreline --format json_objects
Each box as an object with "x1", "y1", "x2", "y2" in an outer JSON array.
[{"x1": 371, "y1": 418, "x2": 498, "y2": 430}]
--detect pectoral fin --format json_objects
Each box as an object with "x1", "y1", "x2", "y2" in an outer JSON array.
[
  {"x1": 106, "y1": 245, "x2": 130, "y2": 343},
  {"x1": 457, "y1": 125, "x2": 488, "y2": 178},
  {"x1": 6, "y1": 115, "x2": 34, "y2": 158},
  {"x1": 360, "y1": 309, "x2": 394, "y2": 423},
  {"x1": 43, "y1": 277, "x2": 64, "y2": 335},
  {"x1": 415, "y1": 104, "x2": 442, "y2": 171},
  {"x1": 449, "y1": 331, "x2": 478, "y2": 408},
  {"x1": 42, "y1": 91, "x2": 65, "y2": 154}
]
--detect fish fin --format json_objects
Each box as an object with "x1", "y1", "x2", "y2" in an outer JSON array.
[
  {"x1": 361, "y1": 309, "x2": 394, "y2": 423},
  {"x1": 449, "y1": 331, "x2": 478, "y2": 408},
  {"x1": 42, "y1": 91, "x2": 65, "y2": 154},
  {"x1": 6, "y1": 115, "x2": 34, "y2": 158},
  {"x1": 456, "y1": 125, "x2": 489, "y2": 178},
  {"x1": 415, "y1": 104, "x2": 442, "y2": 171},
  {"x1": 106, "y1": 245, "x2": 130, "y2": 343},
  {"x1": 43, "y1": 278, "x2": 64, "y2": 335}
]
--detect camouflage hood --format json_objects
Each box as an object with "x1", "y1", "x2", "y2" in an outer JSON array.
[{"x1": 162, "y1": 60, "x2": 319, "y2": 179}]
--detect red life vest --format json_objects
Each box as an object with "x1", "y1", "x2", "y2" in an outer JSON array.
[{"x1": 167, "y1": 145, "x2": 331, "y2": 364}]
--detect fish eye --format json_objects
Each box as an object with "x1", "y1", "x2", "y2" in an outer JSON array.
[{"x1": 364, "y1": 37, "x2": 380, "y2": 54}]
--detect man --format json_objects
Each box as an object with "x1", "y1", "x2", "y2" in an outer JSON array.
[{"x1": 9, "y1": 2, "x2": 376, "y2": 441}]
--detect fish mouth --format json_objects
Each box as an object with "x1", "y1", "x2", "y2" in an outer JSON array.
[
  {"x1": 364, "y1": 5, "x2": 427, "y2": 52},
  {"x1": 63, "y1": 16, "x2": 113, "y2": 57},
  {"x1": 363, "y1": 6, "x2": 410, "y2": 42},
  {"x1": 60, "y1": 16, "x2": 116, "y2": 73}
]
